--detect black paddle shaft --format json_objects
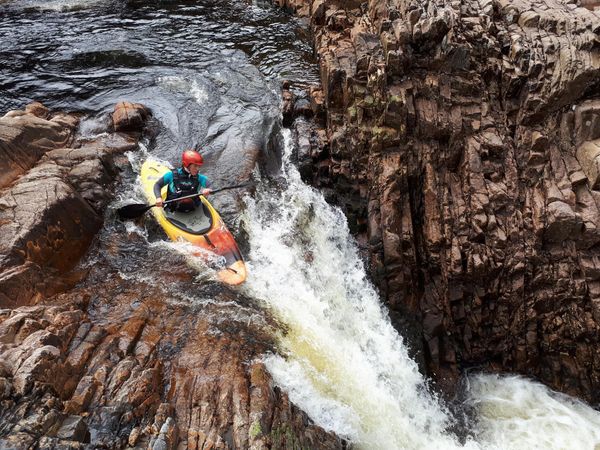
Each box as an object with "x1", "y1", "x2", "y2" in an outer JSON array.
[{"x1": 117, "y1": 182, "x2": 253, "y2": 220}]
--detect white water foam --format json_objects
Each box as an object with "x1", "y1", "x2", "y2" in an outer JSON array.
[
  {"x1": 157, "y1": 75, "x2": 208, "y2": 105},
  {"x1": 125, "y1": 142, "x2": 155, "y2": 172},
  {"x1": 241, "y1": 130, "x2": 472, "y2": 449},
  {"x1": 20, "y1": 0, "x2": 103, "y2": 11},
  {"x1": 122, "y1": 147, "x2": 169, "y2": 204},
  {"x1": 77, "y1": 115, "x2": 111, "y2": 140},
  {"x1": 465, "y1": 374, "x2": 600, "y2": 450},
  {"x1": 240, "y1": 129, "x2": 600, "y2": 450},
  {"x1": 151, "y1": 239, "x2": 225, "y2": 279}
]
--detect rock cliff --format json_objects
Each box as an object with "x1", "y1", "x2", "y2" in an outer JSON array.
[{"x1": 276, "y1": 0, "x2": 600, "y2": 402}]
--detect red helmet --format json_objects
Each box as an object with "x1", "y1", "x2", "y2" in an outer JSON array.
[{"x1": 182, "y1": 149, "x2": 203, "y2": 168}]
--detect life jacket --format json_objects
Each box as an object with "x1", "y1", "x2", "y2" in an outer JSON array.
[
  {"x1": 165, "y1": 168, "x2": 201, "y2": 212},
  {"x1": 167, "y1": 168, "x2": 200, "y2": 200}
]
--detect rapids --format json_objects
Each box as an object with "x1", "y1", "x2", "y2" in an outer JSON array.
[
  {"x1": 2, "y1": 0, "x2": 600, "y2": 448},
  {"x1": 241, "y1": 130, "x2": 600, "y2": 450}
]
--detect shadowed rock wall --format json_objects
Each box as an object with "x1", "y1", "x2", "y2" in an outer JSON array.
[{"x1": 276, "y1": 0, "x2": 600, "y2": 401}]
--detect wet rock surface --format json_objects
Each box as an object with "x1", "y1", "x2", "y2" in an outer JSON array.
[
  {"x1": 277, "y1": 0, "x2": 600, "y2": 402},
  {"x1": 0, "y1": 102, "x2": 76, "y2": 189},
  {"x1": 0, "y1": 279, "x2": 344, "y2": 449},
  {"x1": 0, "y1": 103, "x2": 139, "y2": 308},
  {"x1": 0, "y1": 103, "x2": 345, "y2": 449},
  {"x1": 112, "y1": 101, "x2": 150, "y2": 133}
]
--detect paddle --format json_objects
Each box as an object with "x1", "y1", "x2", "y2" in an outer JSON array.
[{"x1": 117, "y1": 182, "x2": 253, "y2": 220}]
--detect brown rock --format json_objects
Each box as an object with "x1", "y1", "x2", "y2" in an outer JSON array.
[
  {"x1": 282, "y1": 85, "x2": 296, "y2": 127},
  {"x1": 274, "y1": 0, "x2": 600, "y2": 403},
  {"x1": 112, "y1": 101, "x2": 150, "y2": 132},
  {"x1": 0, "y1": 105, "x2": 76, "y2": 188},
  {"x1": 24, "y1": 102, "x2": 50, "y2": 119},
  {"x1": 576, "y1": 139, "x2": 600, "y2": 188},
  {"x1": 575, "y1": 101, "x2": 600, "y2": 145},
  {"x1": 0, "y1": 377, "x2": 11, "y2": 399},
  {"x1": 0, "y1": 287, "x2": 344, "y2": 449},
  {"x1": 55, "y1": 415, "x2": 90, "y2": 443},
  {"x1": 545, "y1": 201, "x2": 582, "y2": 242},
  {"x1": 13, "y1": 345, "x2": 61, "y2": 395},
  {"x1": 128, "y1": 426, "x2": 141, "y2": 446},
  {"x1": 0, "y1": 103, "x2": 146, "y2": 308}
]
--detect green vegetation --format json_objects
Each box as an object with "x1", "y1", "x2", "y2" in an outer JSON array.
[
  {"x1": 271, "y1": 424, "x2": 307, "y2": 450},
  {"x1": 250, "y1": 420, "x2": 262, "y2": 439}
]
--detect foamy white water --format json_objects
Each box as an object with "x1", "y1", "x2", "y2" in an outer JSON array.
[
  {"x1": 241, "y1": 130, "x2": 473, "y2": 449},
  {"x1": 465, "y1": 374, "x2": 600, "y2": 450},
  {"x1": 158, "y1": 76, "x2": 209, "y2": 105},
  {"x1": 20, "y1": 0, "x2": 100, "y2": 11},
  {"x1": 241, "y1": 129, "x2": 600, "y2": 450}
]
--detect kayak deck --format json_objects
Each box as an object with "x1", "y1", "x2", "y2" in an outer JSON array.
[{"x1": 164, "y1": 203, "x2": 212, "y2": 235}]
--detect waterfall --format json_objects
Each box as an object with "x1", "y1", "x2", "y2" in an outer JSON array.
[{"x1": 240, "y1": 129, "x2": 600, "y2": 450}]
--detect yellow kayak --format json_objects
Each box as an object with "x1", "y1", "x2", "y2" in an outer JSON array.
[{"x1": 140, "y1": 160, "x2": 247, "y2": 285}]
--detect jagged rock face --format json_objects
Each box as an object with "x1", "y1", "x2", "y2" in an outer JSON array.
[
  {"x1": 277, "y1": 0, "x2": 600, "y2": 401},
  {"x1": 0, "y1": 279, "x2": 344, "y2": 449},
  {"x1": 0, "y1": 105, "x2": 140, "y2": 308}
]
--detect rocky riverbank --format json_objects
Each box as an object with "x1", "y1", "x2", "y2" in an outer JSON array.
[
  {"x1": 0, "y1": 101, "x2": 143, "y2": 308},
  {"x1": 277, "y1": 0, "x2": 600, "y2": 402},
  {"x1": 0, "y1": 102, "x2": 345, "y2": 449}
]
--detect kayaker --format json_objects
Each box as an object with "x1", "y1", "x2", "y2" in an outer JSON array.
[{"x1": 153, "y1": 149, "x2": 212, "y2": 212}]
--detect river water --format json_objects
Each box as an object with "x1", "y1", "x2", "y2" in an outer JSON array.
[{"x1": 2, "y1": 0, "x2": 600, "y2": 449}]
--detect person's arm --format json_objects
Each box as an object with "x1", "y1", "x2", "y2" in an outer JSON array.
[
  {"x1": 153, "y1": 172, "x2": 173, "y2": 206},
  {"x1": 199, "y1": 174, "x2": 211, "y2": 195}
]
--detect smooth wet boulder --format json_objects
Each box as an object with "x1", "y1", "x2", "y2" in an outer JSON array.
[{"x1": 112, "y1": 101, "x2": 150, "y2": 132}]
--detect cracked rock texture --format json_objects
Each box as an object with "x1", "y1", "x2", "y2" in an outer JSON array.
[
  {"x1": 276, "y1": 0, "x2": 600, "y2": 401},
  {"x1": 0, "y1": 284, "x2": 344, "y2": 449},
  {"x1": 0, "y1": 103, "x2": 140, "y2": 308},
  {"x1": 0, "y1": 102, "x2": 344, "y2": 449}
]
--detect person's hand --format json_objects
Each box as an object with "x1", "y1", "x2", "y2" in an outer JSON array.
[
  {"x1": 201, "y1": 188, "x2": 211, "y2": 196},
  {"x1": 155, "y1": 197, "x2": 164, "y2": 207}
]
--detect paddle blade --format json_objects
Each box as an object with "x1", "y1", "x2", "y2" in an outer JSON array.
[{"x1": 117, "y1": 203, "x2": 154, "y2": 220}]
